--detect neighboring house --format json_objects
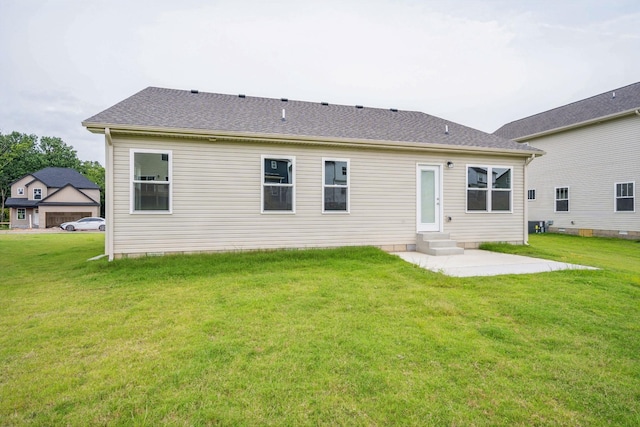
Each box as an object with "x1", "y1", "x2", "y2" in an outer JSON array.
[
  {"x1": 6, "y1": 167, "x2": 101, "y2": 229},
  {"x1": 495, "y1": 82, "x2": 640, "y2": 239},
  {"x1": 83, "y1": 87, "x2": 542, "y2": 260}
]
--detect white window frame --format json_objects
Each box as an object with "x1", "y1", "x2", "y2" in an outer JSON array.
[
  {"x1": 130, "y1": 149, "x2": 172, "y2": 214},
  {"x1": 17, "y1": 208, "x2": 26, "y2": 220},
  {"x1": 322, "y1": 158, "x2": 350, "y2": 214},
  {"x1": 17, "y1": 187, "x2": 24, "y2": 196},
  {"x1": 33, "y1": 188, "x2": 42, "y2": 200},
  {"x1": 261, "y1": 155, "x2": 295, "y2": 214},
  {"x1": 555, "y1": 186, "x2": 569, "y2": 212},
  {"x1": 614, "y1": 181, "x2": 635, "y2": 213},
  {"x1": 527, "y1": 189, "x2": 536, "y2": 201},
  {"x1": 466, "y1": 165, "x2": 513, "y2": 213}
]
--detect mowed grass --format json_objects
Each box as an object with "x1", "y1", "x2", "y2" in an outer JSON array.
[{"x1": 0, "y1": 233, "x2": 639, "y2": 426}]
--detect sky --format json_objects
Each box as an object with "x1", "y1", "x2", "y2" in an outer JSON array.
[{"x1": 1, "y1": 0, "x2": 639, "y2": 165}]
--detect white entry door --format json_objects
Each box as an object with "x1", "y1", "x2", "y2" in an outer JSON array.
[
  {"x1": 33, "y1": 209, "x2": 39, "y2": 227},
  {"x1": 417, "y1": 165, "x2": 441, "y2": 232}
]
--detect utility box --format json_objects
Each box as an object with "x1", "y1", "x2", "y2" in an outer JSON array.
[{"x1": 528, "y1": 221, "x2": 546, "y2": 234}]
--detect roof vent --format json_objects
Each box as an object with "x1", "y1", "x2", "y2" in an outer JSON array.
[
  {"x1": 282, "y1": 109, "x2": 286, "y2": 121},
  {"x1": 612, "y1": 91, "x2": 616, "y2": 99},
  {"x1": 190, "y1": 89, "x2": 199, "y2": 94},
  {"x1": 445, "y1": 124, "x2": 449, "y2": 135},
  {"x1": 355, "y1": 105, "x2": 363, "y2": 109},
  {"x1": 238, "y1": 94, "x2": 246, "y2": 98},
  {"x1": 321, "y1": 102, "x2": 329, "y2": 106},
  {"x1": 281, "y1": 98, "x2": 288, "y2": 102},
  {"x1": 390, "y1": 108, "x2": 398, "y2": 112}
]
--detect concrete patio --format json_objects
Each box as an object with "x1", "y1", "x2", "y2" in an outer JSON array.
[{"x1": 393, "y1": 249, "x2": 598, "y2": 277}]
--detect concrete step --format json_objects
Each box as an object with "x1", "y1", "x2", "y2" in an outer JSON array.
[
  {"x1": 418, "y1": 232, "x2": 450, "y2": 241},
  {"x1": 416, "y1": 232, "x2": 464, "y2": 256},
  {"x1": 426, "y1": 239, "x2": 459, "y2": 248},
  {"x1": 428, "y1": 246, "x2": 465, "y2": 256}
]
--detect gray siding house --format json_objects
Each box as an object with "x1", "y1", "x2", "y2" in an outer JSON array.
[
  {"x1": 83, "y1": 87, "x2": 541, "y2": 260},
  {"x1": 495, "y1": 82, "x2": 640, "y2": 239},
  {"x1": 6, "y1": 167, "x2": 101, "y2": 228}
]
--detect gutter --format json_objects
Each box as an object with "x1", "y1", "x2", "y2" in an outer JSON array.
[
  {"x1": 105, "y1": 128, "x2": 114, "y2": 261},
  {"x1": 84, "y1": 123, "x2": 543, "y2": 158},
  {"x1": 523, "y1": 154, "x2": 536, "y2": 245}
]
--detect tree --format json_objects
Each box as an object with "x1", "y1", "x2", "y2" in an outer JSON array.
[
  {"x1": 79, "y1": 160, "x2": 106, "y2": 217},
  {"x1": 0, "y1": 132, "x2": 38, "y2": 222},
  {"x1": 39, "y1": 136, "x2": 81, "y2": 170}
]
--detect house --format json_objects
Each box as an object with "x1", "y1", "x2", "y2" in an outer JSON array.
[
  {"x1": 83, "y1": 87, "x2": 542, "y2": 260},
  {"x1": 6, "y1": 167, "x2": 101, "y2": 229},
  {"x1": 494, "y1": 82, "x2": 640, "y2": 239}
]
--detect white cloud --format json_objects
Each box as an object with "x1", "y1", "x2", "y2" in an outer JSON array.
[{"x1": 0, "y1": 0, "x2": 639, "y2": 163}]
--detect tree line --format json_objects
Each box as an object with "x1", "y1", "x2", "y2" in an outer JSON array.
[{"x1": 0, "y1": 131, "x2": 105, "y2": 221}]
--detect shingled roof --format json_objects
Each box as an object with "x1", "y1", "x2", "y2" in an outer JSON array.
[
  {"x1": 83, "y1": 87, "x2": 540, "y2": 155},
  {"x1": 30, "y1": 167, "x2": 99, "y2": 189},
  {"x1": 494, "y1": 81, "x2": 640, "y2": 140}
]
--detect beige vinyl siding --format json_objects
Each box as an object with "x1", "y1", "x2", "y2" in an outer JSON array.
[
  {"x1": 45, "y1": 186, "x2": 99, "y2": 203},
  {"x1": 526, "y1": 114, "x2": 639, "y2": 232},
  {"x1": 11, "y1": 176, "x2": 34, "y2": 197},
  {"x1": 110, "y1": 135, "x2": 526, "y2": 256}
]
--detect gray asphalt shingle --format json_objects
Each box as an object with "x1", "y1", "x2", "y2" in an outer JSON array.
[
  {"x1": 494, "y1": 82, "x2": 640, "y2": 140},
  {"x1": 83, "y1": 87, "x2": 539, "y2": 154},
  {"x1": 31, "y1": 167, "x2": 99, "y2": 189}
]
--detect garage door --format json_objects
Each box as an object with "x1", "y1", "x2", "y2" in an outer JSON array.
[{"x1": 46, "y1": 212, "x2": 92, "y2": 228}]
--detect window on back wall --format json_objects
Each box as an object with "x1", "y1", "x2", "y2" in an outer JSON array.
[
  {"x1": 466, "y1": 166, "x2": 512, "y2": 212},
  {"x1": 130, "y1": 149, "x2": 172, "y2": 213},
  {"x1": 323, "y1": 159, "x2": 349, "y2": 213},
  {"x1": 262, "y1": 156, "x2": 295, "y2": 213},
  {"x1": 615, "y1": 182, "x2": 635, "y2": 212},
  {"x1": 17, "y1": 208, "x2": 26, "y2": 220},
  {"x1": 555, "y1": 187, "x2": 569, "y2": 212}
]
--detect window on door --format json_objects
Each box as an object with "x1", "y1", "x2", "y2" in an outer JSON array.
[{"x1": 555, "y1": 187, "x2": 569, "y2": 212}]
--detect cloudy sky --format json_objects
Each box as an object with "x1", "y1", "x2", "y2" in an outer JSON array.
[{"x1": 1, "y1": 0, "x2": 639, "y2": 164}]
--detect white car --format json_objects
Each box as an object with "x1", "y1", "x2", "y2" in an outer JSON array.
[{"x1": 60, "y1": 217, "x2": 106, "y2": 231}]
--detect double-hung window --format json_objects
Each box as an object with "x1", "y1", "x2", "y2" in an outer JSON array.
[
  {"x1": 555, "y1": 187, "x2": 569, "y2": 212},
  {"x1": 615, "y1": 182, "x2": 634, "y2": 212},
  {"x1": 131, "y1": 149, "x2": 172, "y2": 213},
  {"x1": 323, "y1": 158, "x2": 349, "y2": 213},
  {"x1": 33, "y1": 188, "x2": 42, "y2": 200},
  {"x1": 17, "y1": 208, "x2": 26, "y2": 220},
  {"x1": 262, "y1": 156, "x2": 295, "y2": 213},
  {"x1": 467, "y1": 166, "x2": 512, "y2": 212}
]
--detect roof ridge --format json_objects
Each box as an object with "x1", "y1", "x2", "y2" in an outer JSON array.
[{"x1": 146, "y1": 86, "x2": 421, "y2": 114}]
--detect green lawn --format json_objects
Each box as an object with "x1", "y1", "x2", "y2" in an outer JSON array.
[{"x1": 1, "y1": 233, "x2": 639, "y2": 426}]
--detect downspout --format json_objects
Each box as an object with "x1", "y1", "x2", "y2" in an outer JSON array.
[
  {"x1": 523, "y1": 153, "x2": 535, "y2": 245},
  {"x1": 105, "y1": 128, "x2": 114, "y2": 261}
]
